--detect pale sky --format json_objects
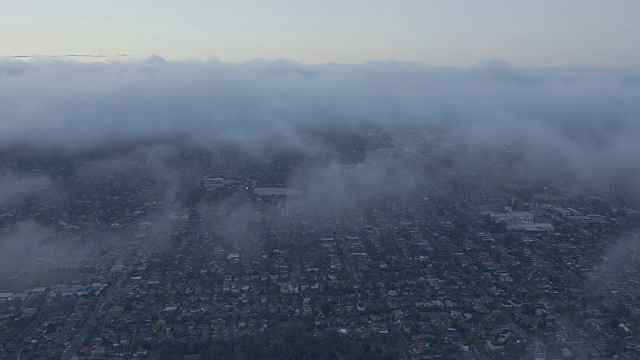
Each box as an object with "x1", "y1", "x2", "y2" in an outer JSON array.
[{"x1": 1, "y1": 0, "x2": 639, "y2": 66}]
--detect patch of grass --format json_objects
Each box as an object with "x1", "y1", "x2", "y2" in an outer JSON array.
[{"x1": 146, "y1": 349, "x2": 163, "y2": 360}]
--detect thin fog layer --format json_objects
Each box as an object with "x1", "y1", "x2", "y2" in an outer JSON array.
[{"x1": 1, "y1": 59, "x2": 640, "y2": 191}]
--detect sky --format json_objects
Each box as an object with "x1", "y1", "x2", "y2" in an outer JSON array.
[{"x1": 1, "y1": 0, "x2": 639, "y2": 66}]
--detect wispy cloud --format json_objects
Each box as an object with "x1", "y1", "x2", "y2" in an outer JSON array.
[{"x1": 3, "y1": 54, "x2": 130, "y2": 58}]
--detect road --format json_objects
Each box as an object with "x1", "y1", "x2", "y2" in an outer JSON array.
[
  {"x1": 339, "y1": 239, "x2": 361, "y2": 286},
  {"x1": 62, "y1": 253, "x2": 140, "y2": 360}
]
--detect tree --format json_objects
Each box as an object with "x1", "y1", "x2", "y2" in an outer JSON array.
[
  {"x1": 609, "y1": 318, "x2": 620, "y2": 329},
  {"x1": 46, "y1": 322, "x2": 56, "y2": 334},
  {"x1": 536, "y1": 320, "x2": 547, "y2": 331}
]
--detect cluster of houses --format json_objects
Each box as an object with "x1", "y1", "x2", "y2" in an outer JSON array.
[{"x1": 2, "y1": 163, "x2": 640, "y2": 359}]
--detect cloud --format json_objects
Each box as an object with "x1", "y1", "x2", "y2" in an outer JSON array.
[
  {"x1": 5, "y1": 54, "x2": 130, "y2": 59},
  {"x1": 0, "y1": 58, "x2": 639, "y2": 195},
  {"x1": 283, "y1": 152, "x2": 423, "y2": 216},
  {"x1": 1, "y1": 58, "x2": 640, "y2": 270},
  {"x1": 0, "y1": 171, "x2": 60, "y2": 209},
  {"x1": 587, "y1": 232, "x2": 640, "y2": 291},
  {"x1": 0, "y1": 221, "x2": 88, "y2": 273}
]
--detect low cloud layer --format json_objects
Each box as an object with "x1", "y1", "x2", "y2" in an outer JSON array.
[
  {"x1": 1, "y1": 58, "x2": 640, "y2": 194},
  {"x1": 0, "y1": 171, "x2": 63, "y2": 211},
  {"x1": 0, "y1": 221, "x2": 87, "y2": 273},
  {"x1": 1, "y1": 58, "x2": 639, "y2": 275},
  {"x1": 0, "y1": 172, "x2": 53, "y2": 206}
]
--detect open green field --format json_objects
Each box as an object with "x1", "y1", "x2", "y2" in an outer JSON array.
[{"x1": 0, "y1": 268, "x2": 83, "y2": 292}]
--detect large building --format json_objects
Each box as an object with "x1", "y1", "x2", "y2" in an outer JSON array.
[
  {"x1": 253, "y1": 187, "x2": 302, "y2": 197},
  {"x1": 485, "y1": 208, "x2": 555, "y2": 233}
]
